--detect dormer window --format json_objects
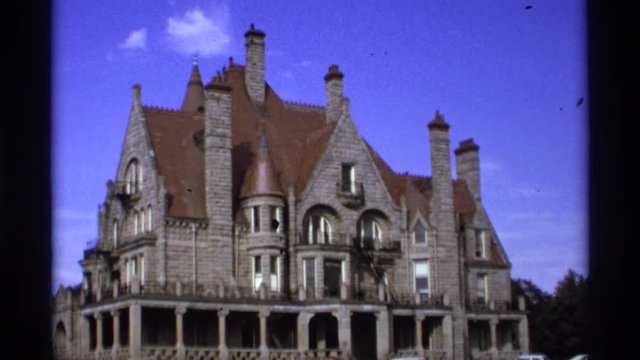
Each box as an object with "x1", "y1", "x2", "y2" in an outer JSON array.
[
  {"x1": 125, "y1": 159, "x2": 142, "y2": 195},
  {"x1": 414, "y1": 221, "x2": 427, "y2": 244},
  {"x1": 341, "y1": 163, "x2": 355, "y2": 193}
]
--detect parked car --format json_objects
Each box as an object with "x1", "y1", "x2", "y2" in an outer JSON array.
[
  {"x1": 517, "y1": 355, "x2": 551, "y2": 360},
  {"x1": 567, "y1": 355, "x2": 589, "y2": 360}
]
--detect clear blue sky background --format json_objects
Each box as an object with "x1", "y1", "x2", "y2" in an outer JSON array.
[{"x1": 53, "y1": 0, "x2": 587, "y2": 294}]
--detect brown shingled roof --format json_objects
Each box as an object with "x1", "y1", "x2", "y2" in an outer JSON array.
[
  {"x1": 142, "y1": 65, "x2": 478, "y2": 229},
  {"x1": 181, "y1": 64, "x2": 205, "y2": 112},
  {"x1": 239, "y1": 126, "x2": 284, "y2": 198}
]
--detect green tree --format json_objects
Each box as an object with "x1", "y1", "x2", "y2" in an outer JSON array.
[{"x1": 511, "y1": 278, "x2": 556, "y2": 356}]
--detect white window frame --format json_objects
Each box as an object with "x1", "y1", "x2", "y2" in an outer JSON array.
[
  {"x1": 307, "y1": 215, "x2": 332, "y2": 244},
  {"x1": 476, "y1": 230, "x2": 486, "y2": 258},
  {"x1": 476, "y1": 273, "x2": 488, "y2": 302},
  {"x1": 133, "y1": 211, "x2": 139, "y2": 236},
  {"x1": 140, "y1": 209, "x2": 145, "y2": 233},
  {"x1": 360, "y1": 217, "x2": 382, "y2": 248},
  {"x1": 414, "y1": 260, "x2": 430, "y2": 295},
  {"x1": 139, "y1": 254, "x2": 145, "y2": 286},
  {"x1": 270, "y1": 255, "x2": 280, "y2": 292},
  {"x1": 275, "y1": 207, "x2": 282, "y2": 233},
  {"x1": 250, "y1": 206, "x2": 260, "y2": 233}
]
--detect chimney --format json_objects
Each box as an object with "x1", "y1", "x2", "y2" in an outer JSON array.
[
  {"x1": 204, "y1": 78, "x2": 234, "y2": 281},
  {"x1": 427, "y1": 111, "x2": 464, "y2": 357},
  {"x1": 244, "y1": 23, "x2": 266, "y2": 105},
  {"x1": 324, "y1": 65, "x2": 344, "y2": 122},
  {"x1": 455, "y1": 138, "x2": 481, "y2": 201}
]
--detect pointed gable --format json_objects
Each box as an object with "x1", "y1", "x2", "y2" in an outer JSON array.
[{"x1": 239, "y1": 125, "x2": 283, "y2": 198}]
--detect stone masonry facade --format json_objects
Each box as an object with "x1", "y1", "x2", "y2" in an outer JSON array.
[{"x1": 52, "y1": 24, "x2": 529, "y2": 360}]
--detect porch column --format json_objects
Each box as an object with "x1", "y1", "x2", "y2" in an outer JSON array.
[
  {"x1": 176, "y1": 306, "x2": 186, "y2": 360},
  {"x1": 94, "y1": 312, "x2": 104, "y2": 352},
  {"x1": 415, "y1": 314, "x2": 425, "y2": 355},
  {"x1": 297, "y1": 311, "x2": 310, "y2": 352},
  {"x1": 259, "y1": 309, "x2": 269, "y2": 360},
  {"x1": 80, "y1": 315, "x2": 91, "y2": 353},
  {"x1": 334, "y1": 309, "x2": 351, "y2": 357},
  {"x1": 376, "y1": 310, "x2": 390, "y2": 360},
  {"x1": 518, "y1": 316, "x2": 530, "y2": 353},
  {"x1": 111, "y1": 310, "x2": 120, "y2": 359},
  {"x1": 489, "y1": 319, "x2": 498, "y2": 353},
  {"x1": 218, "y1": 309, "x2": 229, "y2": 359},
  {"x1": 443, "y1": 315, "x2": 453, "y2": 358},
  {"x1": 129, "y1": 304, "x2": 141, "y2": 358}
]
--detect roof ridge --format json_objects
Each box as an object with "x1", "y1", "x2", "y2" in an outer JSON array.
[
  {"x1": 143, "y1": 105, "x2": 181, "y2": 112},
  {"x1": 282, "y1": 100, "x2": 324, "y2": 110}
]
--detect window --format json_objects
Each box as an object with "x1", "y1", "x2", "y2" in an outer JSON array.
[
  {"x1": 307, "y1": 215, "x2": 332, "y2": 244},
  {"x1": 125, "y1": 255, "x2": 145, "y2": 286},
  {"x1": 147, "y1": 206, "x2": 152, "y2": 231},
  {"x1": 414, "y1": 221, "x2": 426, "y2": 244},
  {"x1": 303, "y1": 258, "x2": 316, "y2": 298},
  {"x1": 139, "y1": 255, "x2": 145, "y2": 286},
  {"x1": 270, "y1": 255, "x2": 280, "y2": 291},
  {"x1": 359, "y1": 216, "x2": 382, "y2": 249},
  {"x1": 476, "y1": 273, "x2": 488, "y2": 303},
  {"x1": 270, "y1": 206, "x2": 282, "y2": 233},
  {"x1": 324, "y1": 259, "x2": 343, "y2": 298},
  {"x1": 250, "y1": 206, "x2": 261, "y2": 233},
  {"x1": 125, "y1": 159, "x2": 142, "y2": 194},
  {"x1": 341, "y1": 163, "x2": 355, "y2": 193},
  {"x1": 133, "y1": 211, "x2": 139, "y2": 236},
  {"x1": 414, "y1": 260, "x2": 430, "y2": 295},
  {"x1": 140, "y1": 209, "x2": 145, "y2": 232},
  {"x1": 113, "y1": 221, "x2": 119, "y2": 248},
  {"x1": 475, "y1": 230, "x2": 486, "y2": 258},
  {"x1": 253, "y1": 256, "x2": 263, "y2": 291}
]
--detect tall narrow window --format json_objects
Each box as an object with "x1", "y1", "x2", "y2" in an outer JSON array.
[
  {"x1": 136, "y1": 163, "x2": 143, "y2": 193},
  {"x1": 140, "y1": 209, "x2": 145, "y2": 233},
  {"x1": 125, "y1": 260, "x2": 130, "y2": 285},
  {"x1": 475, "y1": 230, "x2": 486, "y2": 258},
  {"x1": 133, "y1": 211, "x2": 139, "y2": 236},
  {"x1": 324, "y1": 259, "x2": 342, "y2": 298},
  {"x1": 341, "y1": 163, "x2": 355, "y2": 193},
  {"x1": 414, "y1": 221, "x2": 426, "y2": 244},
  {"x1": 414, "y1": 260, "x2": 430, "y2": 295},
  {"x1": 476, "y1": 273, "x2": 488, "y2": 303},
  {"x1": 113, "y1": 221, "x2": 119, "y2": 248},
  {"x1": 125, "y1": 159, "x2": 140, "y2": 195},
  {"x1": 270, "y1": 206, "x2": 282, "y2": 233},
  {"x1": 250, "y1": 206, "x2": 261, "y2": 233},
  {"x1": 303, "y1": 258, "x2": 316, "y2": 298},
  {"x1": 270, "y1": 255, "x2": 280, "y2": 292},
  {"x1": 307, "y1": 215, "x2": 332, "y2": 244},
  {"x1": 147, "y1": 206, "x2": 152, "y2": 231},
  {"x1": 139, "y1": 255, "x2": 145, "y2": 286},
  {"x1": 253, "y1": 256, "x2": 263, "y2": 291}
]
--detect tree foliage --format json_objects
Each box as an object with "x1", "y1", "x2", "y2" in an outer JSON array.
[{"x1": 511, "y1": 269, "x2": 589, "y2": 360}]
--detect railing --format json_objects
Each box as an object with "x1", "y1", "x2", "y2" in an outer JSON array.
[
  {"x1": 140, "y1": 345, "x2": 178, "y2": 360},
  {"x1": 390, "y1": 349, "x2": 446, "y2": 360},
  {"x1": 185, "y1": 346, "x2": 221, "y2": 360},
  {"x1": 336, "y1": 181, "x2": 365, "y2": 208},
  {"x1": 269, "y1": 349, "x2": 301, "y2": 360},
  {"x1": 114, "y1": 347, "x2": 130, "y2": 360},
  {"x1": 391, "y1": 293, "x2": 446, "y2": 307},
  {"x1": 467, "y1": 299, "x2": 517, "y2": 312},
  {"x1": 228, "y1": 348, "x2": 262, "y2": 360},
  {"x1": 302, "y1": 349, "x2": 342, "y2": 359},
  {"x1": 298, "y1": 231, "x2": 351, "y2": 246}
]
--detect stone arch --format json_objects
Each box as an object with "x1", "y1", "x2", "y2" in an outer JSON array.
[{"x1": 308, "y1": 313, "x2": 339, "y2": 350}]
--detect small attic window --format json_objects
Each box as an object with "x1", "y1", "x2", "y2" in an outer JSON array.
[
  {"x1": 341, "y1": 163, "x2": 356, "y2": 193},
  {"x1": 125, "y1": 159, "x2": 142, "y2": 194},
  {"x1": 414, "y1": 221, "x2": 426, "y2": 244}
]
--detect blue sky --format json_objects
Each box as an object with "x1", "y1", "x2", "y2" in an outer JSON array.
[{"x1": 53, "y1": 0, "x2": 587, "y2": 294}]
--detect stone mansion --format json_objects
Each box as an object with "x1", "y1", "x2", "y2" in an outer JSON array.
[{"x1": 52, "y1": 24, "x2": 529, "y2": 360}]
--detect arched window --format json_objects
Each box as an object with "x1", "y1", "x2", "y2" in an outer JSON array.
[
  {"x1": 124, "y1": 159, "x2": 141, "y2": 194},
  {"x1": 307, "y1": 214, "x2": 332, "y2": 244},
  {"x1": 140, "y1": 208, "x2": 145, "y2": 233},
  {"x1": 358, "y1": 214, "x2": 383, "y2": 249},
  {"x1": 113, "y1": 220, "x2": 119, "y2": 247}
]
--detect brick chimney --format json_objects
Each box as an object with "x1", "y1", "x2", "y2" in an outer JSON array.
[
  {"x1": 324, "y1": 65, "x2": 344, "y2": 122},
  {"x1": 455, "y1": 138, "x2": 481, "y2": 201},
  {"x1": 244, "y1": 24, "x2": 266, "y2": 105}
]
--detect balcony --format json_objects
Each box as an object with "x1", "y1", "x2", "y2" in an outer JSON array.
[
  {"x1": 336, "y1": 181, "x2": 364, "y2": 209},
  {"x1": 108, "y1": 180, "x2": 141, "y2": 207},
  {"x1": 467, "y1": 298, "x2": 519, "y2": 313}
]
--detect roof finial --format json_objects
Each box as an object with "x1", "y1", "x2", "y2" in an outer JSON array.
[{"x1": 193, "y1": 54, "x2": 199, "y2": 66}]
